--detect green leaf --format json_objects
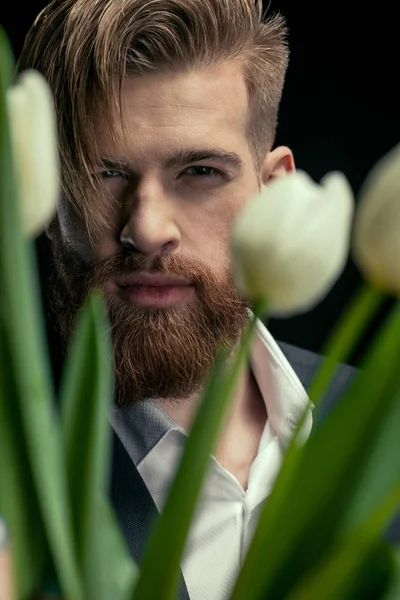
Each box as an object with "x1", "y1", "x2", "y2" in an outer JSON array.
[
  {"x1": 342, "y1": 388, "x2": 400, "y2": 532},
  {"x1": 87, "y1": 496, "x2": 138, "y2": 600},
  {"x1": 0, "y1": 27, "x2": 15, "y2": 90},
  {"x1": 60, "y1": 294, "x2": 111, "y2": 555},
  {"x1": 383, "y1": 546, "x2": 400, "y2": 600},
  {"x1": 287, "y1": 538, "x2": 395, "y2": 600},
  {"x1": 309, "y1": 282, "x2": 383, "y2": 406},
  {"x1": 287, "y1": 484, "x2": 400, "y2": 600},
  {"x1": 0, "y1": 321, "x2": 46, "y2": 599},
  {"x1": 230, "y1": 300, "x2": 400, "y2": 600},
  {"x1": 60, "y1": 292, "x2": 136, "y2": 599},
  {"x1": 0, "y1": 29, "x2": 83, "y2": 599},
  {"x1": 134, "y1": 305, "x2": 263, "y2": 600}
]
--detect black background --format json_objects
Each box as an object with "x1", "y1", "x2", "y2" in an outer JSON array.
[{"x1": 1, "y1": 1, "x2": 398, "y2": 380}]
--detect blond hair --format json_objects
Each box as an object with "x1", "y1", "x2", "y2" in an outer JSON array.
[{"x1": 18, "y1": 0, "x2": 289, "y2": 237}]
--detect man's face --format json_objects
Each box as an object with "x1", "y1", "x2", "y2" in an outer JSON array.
[{"x1": 53, "y1": 62, "x2": 291, "y2": 405}]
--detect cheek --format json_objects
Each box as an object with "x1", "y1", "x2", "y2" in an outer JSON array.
[
  {"x1": 185, "y1": 193, "x2": 248, "y2": 269},
  {"x1": 93, "y1": 235, "x2": 120, "y2": 262}
]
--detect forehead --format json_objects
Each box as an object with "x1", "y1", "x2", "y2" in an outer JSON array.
[{"x1": 101, "y1": 62, "x2": 251, "y2": 159}]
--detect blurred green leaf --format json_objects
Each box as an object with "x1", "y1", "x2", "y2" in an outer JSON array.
[
  {"x1": 383, "y1": 546, "x2": 400, "y2": 600},
  {"x1": 134, "y1": 304, "x2": 263, "y2": 600},
  {"x1": 341, "y1": 390, "x2": 400, "y2": 533},
  {"x1": 288, "y1": 538, "x2": 395, "y2": 600},
  {"x1": 0, "y1": 28, "x2": 14, "y2": 89},
  {"x1": 309, "y1": 282, "x2": 383, "y2": 406},
  {"x1": 0, "y1": 321, "x2": 46, "y2": 599},
  {"x1": 0, "y1": 28, "x2": 83, "y2": 599},
  {"x1": 60, "y1": 292, "x2": 136, "y2": 599},
  {"x1": 88, "y1": 496, "x2": 138, "y2": 600},
  {"x1": 230, "y1": 300, "x2": 400, "y2": 600},
  {"x1": 287, "y1": 484, "x2": 400, "y2": 600},
  {"x1": 60, "y1": 294, "x2": 111, "y2": 556}
]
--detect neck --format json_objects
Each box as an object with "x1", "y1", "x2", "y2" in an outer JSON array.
[{"x1": 156, "y1": 363, "x2": 267, "y2": 490}]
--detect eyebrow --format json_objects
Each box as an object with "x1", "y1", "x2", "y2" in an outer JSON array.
[
  {"x1": 99, "y1": 148, "x2": 243, "y2": 173},
  {"x1": 164, "y1": 149, "x2": 243, "y2": 171}
]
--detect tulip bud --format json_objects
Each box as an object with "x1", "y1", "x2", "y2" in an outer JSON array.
[
  {"x1": 352, "y1": 143, "x2": 400, "y2": 295},
  {"x1": 6, "y1": 70, "x2": 59, "y2": 237},
  {"x1": 231, "y1": 170, "x2": 354, "y2": 316}
]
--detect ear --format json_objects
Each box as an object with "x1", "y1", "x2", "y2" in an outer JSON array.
[{"x1": 260, "y1": 146, "x2": 295, "y2": 185}]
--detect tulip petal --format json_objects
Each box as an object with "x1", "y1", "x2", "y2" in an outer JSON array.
[
  {"x1": 7, "y1": 70, "x2": 60, "y2": 237},
  {"x1": 231, "y1": 170, "x2": 354, "y2": 316},
  {"x1": 353, "y1": 143, "x2": 400, "y2": 295}
]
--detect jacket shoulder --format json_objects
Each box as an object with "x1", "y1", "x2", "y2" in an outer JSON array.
[{"x1": 276, "y1": 340, "x2": 358, "y2": 423}]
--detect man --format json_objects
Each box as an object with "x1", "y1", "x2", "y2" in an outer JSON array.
[{"x1": 15, "y1": 1, "x2": 356, "y2": 599}]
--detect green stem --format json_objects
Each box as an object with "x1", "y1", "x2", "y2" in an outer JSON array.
[{"x1": 308, "y1": 283, "x2": 384, "y2": 406}]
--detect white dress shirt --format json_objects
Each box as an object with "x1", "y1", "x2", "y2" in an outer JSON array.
[{"x1": 110, "y1": 320, "x2": 313, "y2": 600}]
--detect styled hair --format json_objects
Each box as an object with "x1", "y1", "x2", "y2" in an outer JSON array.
[{"x1": 17, "y1": 0, "x2": 289, "y2": 237}]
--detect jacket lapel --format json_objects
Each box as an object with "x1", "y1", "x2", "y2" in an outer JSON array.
[{"x1": 276, "y1": 340, "x2": 358, "y2": 424}]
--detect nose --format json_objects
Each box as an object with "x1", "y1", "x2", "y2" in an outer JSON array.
[{"x1": 119, "y1": 183, "x2": 181, "y2": 256}]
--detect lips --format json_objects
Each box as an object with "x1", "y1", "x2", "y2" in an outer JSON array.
[
  {"x1": 112, "y1": 272, "x2": 195, "y2": 308},
  {"x1": 116, "y1": 272, "x2": 193, "y2": 288}
]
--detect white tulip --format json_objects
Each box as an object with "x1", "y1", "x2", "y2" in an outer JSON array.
[
  {"x1": 352, "y1": 143, "x2": 400, "y2": 295},
  {"x1": 6, "y1": 70, "x2": 60, "y2": 237},
  {"x1": 231, "y1": 170, "x2": 354, "y2": 317}
]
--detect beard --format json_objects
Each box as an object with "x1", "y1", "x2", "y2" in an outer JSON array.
[{"x1": 48, "y1": 226, "x2": 250, "y2": 406}]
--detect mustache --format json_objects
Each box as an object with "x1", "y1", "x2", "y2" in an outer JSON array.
[{"x1": 86, "y1": 252, "x2": 226, "y2": 290}]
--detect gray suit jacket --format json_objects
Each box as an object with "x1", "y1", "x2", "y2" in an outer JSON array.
[{"x1": 109, "y1": 341, "x2": 375, "y2": 600}]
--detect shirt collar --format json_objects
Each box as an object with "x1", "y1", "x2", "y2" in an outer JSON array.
[
  {"x1": 110, "y1": 319, "x2": 313, "y2": 466},
  {"x1": 250, "y1": 319, "x2": 312, "y2": 445},
  {"x1": 110, "y1": 398, "x2": 183, "y2": 466}
]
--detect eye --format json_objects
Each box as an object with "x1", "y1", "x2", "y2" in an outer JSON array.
[
  {"x1": 183, "y1": 166, "x2": 220, "y2": 177},
  {"x1": 99, "y1": 170, "x2": 125, "y2": 180}
]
